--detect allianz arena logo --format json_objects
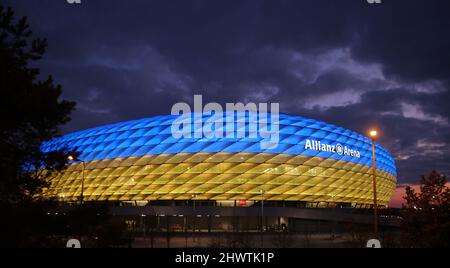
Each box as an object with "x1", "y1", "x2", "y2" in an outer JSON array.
[
  {"x1": 171, "y1": 95, "x2": 280, "y2": 149},
  {"x1": 304, "y1": 139, "x2": 361, "y2": 158}
]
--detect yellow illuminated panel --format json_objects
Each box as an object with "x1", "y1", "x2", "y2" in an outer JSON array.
[{"x1": 42, "y1": 153, "x2": 396, "y2": 205}]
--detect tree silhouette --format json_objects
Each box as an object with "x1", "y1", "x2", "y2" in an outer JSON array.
[
  {"x1": 0, "y1": 6, "x2": 130, "y2": 248},
  {"x1": 0, "y1": 5, "x2": 75, "y2": 203},
  {"x1": 401, "y1": 170, "x2": 450, "y2": 247}
]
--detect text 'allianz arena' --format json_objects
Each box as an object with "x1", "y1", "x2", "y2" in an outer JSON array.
[{"x1": 41, "y1": 113, "x2": 397, "y2": 206}]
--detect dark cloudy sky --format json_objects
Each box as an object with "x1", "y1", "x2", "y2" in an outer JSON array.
[{"x1": 4, "y1": 0, "x2": 450, "y2": 185}]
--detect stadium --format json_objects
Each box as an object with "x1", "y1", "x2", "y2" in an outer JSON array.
[{"x1": 41, "y1": 113, "x2": 397, "y2": 233}]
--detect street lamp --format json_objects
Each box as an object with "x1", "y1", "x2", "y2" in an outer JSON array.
[
  {"x1": 259, "y1": 189, "x2": 266, "y2": 231},
  {"x1": 191, "y1": 194, "x2": 197, "y2": 241},
  {"x1": 369, "y1": 130, "x2": 378, "y2": 238},
  {"x1": 68, "y1": 155, "x2": 86, "y2": 206},
  {"x1": 259, "y1": 189, "x2": 266, "y2": 247}
]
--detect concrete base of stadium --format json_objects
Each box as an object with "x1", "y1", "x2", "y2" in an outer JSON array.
[
  {"x1": 110, "y1": 205, "x2": 401, "y2": 248},
  {"x1": 110, "y1": 204, "x2": 400, "y2": 229},
  {"x1": 51, "y1": 201, "x2": 400, "y2": 231},
  {"x1": 49, "y1": 202, "x2": 401, "y2": 247}
]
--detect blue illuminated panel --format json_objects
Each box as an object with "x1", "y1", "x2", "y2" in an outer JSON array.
[{"x1": 42, "y1": 113, "x2": 397, "y2": 176}]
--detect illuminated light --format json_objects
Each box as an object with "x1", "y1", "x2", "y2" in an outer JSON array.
[
  {"x1": 67, "y1": 155, "x2": 74, "y2": 161},
  {"x1": 369, "y1": 130, "x2": 378, "y2": 138},
  {"x1": 41, "y1": 153, "x2": 397, "y2": 205},
  {"x1": 40, "y1": 113, "x2": 397, "y2": 205},
  {"x1": 239, "y1": 200, "x2": 247, "y2": 206}
]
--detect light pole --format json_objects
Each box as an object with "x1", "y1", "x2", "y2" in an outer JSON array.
[
  {"x1": 369, "y1": 130, "x2": 378, "y2": 238},
  {"x1": 184, "y1": 215, "x2": 188, "y2": 248},
  {"x1": 191, "y1": 194, "x2": 197, "y2": 242},
  {"x1": 68, "y1": 155, "x2": 86, "y2": 206},
  {"x1": 259, "y1": 189, "x2": 266, "y2": 247}
]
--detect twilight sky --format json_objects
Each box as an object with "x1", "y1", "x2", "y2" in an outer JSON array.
[{"x1": 4, "y1": 0, "x2": 450, "y2": 187}]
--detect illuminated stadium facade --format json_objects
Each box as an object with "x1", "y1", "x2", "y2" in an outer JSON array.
[{"x1": 41, "y1": 113, "x2": 397, "y2": 209}]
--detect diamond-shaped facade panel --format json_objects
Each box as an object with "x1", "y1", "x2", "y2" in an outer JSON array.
[{"x1": 41, "y1": 113, "x2": 397, "y2": 205}]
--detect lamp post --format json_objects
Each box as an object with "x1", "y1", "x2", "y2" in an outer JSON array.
[
  {"x1": 191, "y1": 194, "x2": 197, "y2": 242},
  {"x1": 68, "y1": 155, "x2": 86, "y2": 206},
  {"x1": 259, "y1": 189, "x2": 266, "y2": 247},
  {"x1": 369, "y1": 130, "x2": 378, "y2": 238}
]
